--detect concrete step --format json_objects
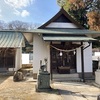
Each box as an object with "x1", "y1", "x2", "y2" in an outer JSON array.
[
  {"x1": 53, "y1": 74, "x2": 79, "y2": 78},
  {"x1": 53, "y1": 78, "x2": 81, "y2": 82},
  {"x1": 52, "y1": 74, "x2": 81, "y2": 82},
  {"x1": 0, "y1": 71, "x2": 14, "y2": 76},
  {"x1": 0, "y1": 68, "x2": 8, "y2": 73}
]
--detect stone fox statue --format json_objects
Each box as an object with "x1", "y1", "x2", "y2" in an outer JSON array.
[
  {"x1": 40, "y1": 59, "x2": 47, "y2": 72},
  {"x1": 40, "y1": 65, "x2": 46, "y2": 72},
  {"x1": 13, "y1": 71, "x2": 24, "y2": 82}
]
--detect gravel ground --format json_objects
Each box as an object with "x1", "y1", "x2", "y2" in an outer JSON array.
[
  {"x1": 0, "y1": 76, "x2": 62, "y2": 100},
  {"x1": 0, "y1": 75, "x2": 100, "y2": 100}
]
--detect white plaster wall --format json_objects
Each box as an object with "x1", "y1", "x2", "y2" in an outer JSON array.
[
  {"x1": 22, "y1": 54, "x2": 29, "y2": 64},
  {"x1": 33, "y1": 34, "x2": 50, "y2": 74},
  {"x1": 92, "y1": 52, "x2": 100, "y2": 61},
  {"x1": 76, "y1": 42, "x2": 92, "y2": 73},
  {"x1": 9, "y1": 47, "x2": 22, "y2": 71},
  {"x1": 46, "y1": 22, "x2": 78, "y2": 28},
  {"x1": 95, "y1": 70, "x2": 100, "y2": 85},
  {"x1": 94, "y1": 52, "x2": 100, "y2": 56},
  {"x1": 76, "y1": 47, "x2": 82, "y2": 72},
  {"x1": 84, "y1": 42, "x2": 92, "y2": 72}
]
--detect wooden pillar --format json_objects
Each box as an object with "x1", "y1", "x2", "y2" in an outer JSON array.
[
  {"x1": 50, "y1": 42, "x2": 53, "y2": 80},
  {"x1": 81, "y1": 42, "x2": 85, "y2": 82}
]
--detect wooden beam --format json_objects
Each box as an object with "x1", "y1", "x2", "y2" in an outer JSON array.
[
  {"x1": 50, "y1": 42, "x2": 53, "y2": 80},
  {"x1": 81, "y1": 42, "x2": 85, "y2": 82}
]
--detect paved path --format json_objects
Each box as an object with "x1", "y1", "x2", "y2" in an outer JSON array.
[{"x1": 53, "y1": 81, "x2": 100, "y2": 100}]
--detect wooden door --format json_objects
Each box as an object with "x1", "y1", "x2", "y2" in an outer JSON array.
[{"x1": 51, "y1": 42, "x2": 76, "y2": 74}]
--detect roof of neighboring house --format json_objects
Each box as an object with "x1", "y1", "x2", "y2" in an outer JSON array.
[{"x1": 0, "y1": 31, "x2": 24, "y2": 48}]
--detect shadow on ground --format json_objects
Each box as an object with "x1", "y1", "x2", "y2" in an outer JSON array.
[
  {"x1": 0, "y1": 75, "x2": 9, "y2": 84},
  {"x1": 58, "y1": 89, "x2": 97, "y2": 98}
]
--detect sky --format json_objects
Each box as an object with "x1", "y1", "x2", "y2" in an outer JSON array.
[{"x1": 0, "y1": 0, "x2": 60, "y2": 24}]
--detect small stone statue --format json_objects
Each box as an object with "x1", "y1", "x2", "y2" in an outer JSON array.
[
  {"x1": 40, "y1": 58, "x2": 47, "y2": 72},
  {"x1": 40, "y1": 60, "x2": 45, "y2": 72},
  {"x1": 98, "y1": 57, "x2": 100, "y2": 70},
  {"x1": 44, "y1": 58, "x2": 47, "y2": 71},
  {"x1": 36, "y1": 58, "x2": 51, "y2": 92},
  {"x1": 40, "y1": 65, "x2": 46, "y2": 72}
]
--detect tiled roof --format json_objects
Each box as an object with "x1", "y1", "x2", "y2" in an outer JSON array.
[
  {"x1": 23, "y1": 29, "x2": 100, "y2": 35},
  {"x1": 43, "y1": 35, "x2": 96, "y2": 42},
  {"x1": 0, "y1": 31, "x2": 24, "y2": 48}
]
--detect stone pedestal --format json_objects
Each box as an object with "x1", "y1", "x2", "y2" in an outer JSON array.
[
  {"x1": 95, "y1": 70, "x2": 100, "y2": 85},
  {"x1": 35, "y1": 71, "x2": 51, "y2": 92}
]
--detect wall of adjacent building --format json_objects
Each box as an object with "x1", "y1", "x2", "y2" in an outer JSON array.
[
  {"x1": 9, "y1": 47, "x2": 22, "y2": 71},
  {"x1": 33, "y1": 34, "x2": 50, "y2": 79},
  {"x1": 22, "y1": 54, "x2": 29, "y2": 64}
]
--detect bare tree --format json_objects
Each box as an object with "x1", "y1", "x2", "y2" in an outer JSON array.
[
  {"x1": 0, "y1": 20, "x2": 7, "y2": 29},
  {"x1": 8, "y1": 20, "x2": 41, "y2": 30},
  {"x1": 0, "y1": 20, "x2": 41, "y2": 30},
  {"x1": 8, "y1": 20, "x2": 30, "y2": 30}
]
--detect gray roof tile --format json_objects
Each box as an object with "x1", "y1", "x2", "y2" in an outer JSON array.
[{"x1": 0, "y1": 32, "x2": 24, "y2": 48}]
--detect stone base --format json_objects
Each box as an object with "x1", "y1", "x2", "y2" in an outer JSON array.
[
  {"x1": 78, "y1": 72, "x2": 94, "y2": 79},
  {"x1": 95, "y1": 70, "x2": 100, "y2": 85},
  {"x1": 33, "y1": 73, "x2": 37, "y2": 79},
  {"x1": 35, "y1": 85, "x2": 52, "y2": 92},
  {"x1": 93, "y1": 82, "x2": 100, "y2": 88}
]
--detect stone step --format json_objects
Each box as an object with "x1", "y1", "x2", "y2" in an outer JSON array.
[
  {"x1": 0, "y1": 68, "x2": 8, "y2": 73},
  {"x1": 53, "y1": 78, "x2": 81, "y2": 82},
  {"x1": 0, "y1": 71, "x2": 14, "y2": 76},
  {"x1": 52, "y1": 74, "x2": 80, "y2": 82},
  {"x1": 53, "y1": 74, "x2": 79, "y2": 78}
]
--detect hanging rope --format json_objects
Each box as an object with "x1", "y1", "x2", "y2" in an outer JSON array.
[{"x1": 50, "y1": 45, "x2": 84, "y2": 52}]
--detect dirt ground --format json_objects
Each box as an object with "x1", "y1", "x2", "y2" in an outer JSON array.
[{"x1": 0, "y1": 76, "x2": 62, "y2": 100}]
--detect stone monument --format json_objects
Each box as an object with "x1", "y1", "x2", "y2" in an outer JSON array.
[
  {"x1": 35, "y1": 58, "x2": 51, "y2": 92},
  {"x1": 95, "y1": 57, "x2": 100, "y2": 85},
  {"x1": 13, "y1": 71, "x2": 24, "y2": 82}
]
